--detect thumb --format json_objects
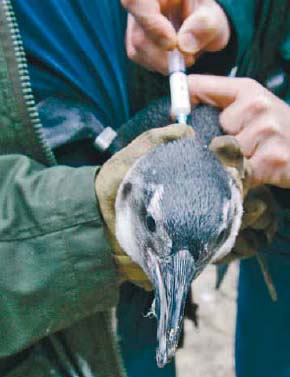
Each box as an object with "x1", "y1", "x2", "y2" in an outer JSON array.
[
  {"x1": 122, "y1": 0, "x2": 176, "y2": 48},
  {"x1": 177, "y1": 3, "x2": 230, "y2": 54}
]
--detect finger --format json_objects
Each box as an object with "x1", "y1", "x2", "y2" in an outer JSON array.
[
  {"x1": 209, "y1": 135, "x2": 244, "y2": 172},
  {"x1": 122, "y1": 0, "x2": 176, "y2": 49},
  {"x1": 126, "y1": 14, "x2": 138, "y2": 61},
  {"x1": 188, "y1": 74, "x2": 242, "y2": 108},
  {"x1": 145, "y1": 124, "x2": 195, "y2": 145},
  {"x1": 265, "y1": 218, "x2": 278, "y2": 243},
  {"x1": 220, "y1": 93, "x2": 272, "y2": 135},
  {"x1": 231, "y1": 230, "x2": 259, "y2": 259},
  {"x1": 243, "y1": 187, "x2": 278, "y2": 233},
  {"x1": 236, "y1": 116, "x2": 280, "y2": 157},
  {"x1": 127, "y1": 16, "x2": 194, "y2": 73},
  {"x1": 131, "y1": 47, "x2": 193, "y2": 75},
  {"x1": 249, "y1": 138, "x2": 290, "y2": 187},
  {"x1": 188, "y1": 75, "x2": 267, "y2": 112},
  {"x1": 177, "y1": 4, "x2": 230, "y2": 54},
  {"x1": 128, "y1": 19, "x2": 170, "y2": 74},
  {"x1": 219, "y1": 99, "x2": 249, "y2": 135},
  {"x1": 184, "y1": 53, "x2": 195, "y2": 68},
  {"x1": 241, "y1": 199, "x2": 267, "y2": 230}
]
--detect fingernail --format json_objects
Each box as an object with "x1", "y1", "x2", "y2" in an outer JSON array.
[
  {"x1": 178, "y1": 33, "x2": 199, "y2": 53},
  {"x1": 159, "y1": 36, "x2": 176, "y2": 49},
  {"x1": 185, "y1": 55, "x2": 195, "y2": 67}
]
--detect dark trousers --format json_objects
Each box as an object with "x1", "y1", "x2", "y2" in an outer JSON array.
[{"x1": 236, "y1": 210, "x2": 290, "y2": 377}]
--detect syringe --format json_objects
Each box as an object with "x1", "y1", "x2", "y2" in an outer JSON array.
[
  {"x1": 168, "y1": 49, "x2": 191, "y2": 124},
  {"x1": 168, "y1": 3, "x2": 191, "y2": 124}
]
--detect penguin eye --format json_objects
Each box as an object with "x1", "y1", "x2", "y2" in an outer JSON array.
[{"x1": 146, "y1": 215, "x2": 156, "y2": 233}]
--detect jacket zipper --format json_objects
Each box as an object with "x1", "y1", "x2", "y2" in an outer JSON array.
[{"x1": 2, "y1": 0, "x2": 56, "y2": 165}]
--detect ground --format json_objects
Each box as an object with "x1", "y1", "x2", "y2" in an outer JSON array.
[{"x1": 176, "y1": 263, "x2": 238, "y2": 377}]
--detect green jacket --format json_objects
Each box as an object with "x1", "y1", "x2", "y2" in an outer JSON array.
[
  {"x1": 0, "y1": 1, "x2": 124, "y2": 376},
  {"x1": 0, "y1": 0, "x2": 288, "y2": 376}
]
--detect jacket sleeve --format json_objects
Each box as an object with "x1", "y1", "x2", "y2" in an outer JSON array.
[
  {"x1": 217, "y1": 0, "x2": 257, "y2": 63},
  {"x1": 0, "y1": 154, "x2": 119, "y2": 357}
]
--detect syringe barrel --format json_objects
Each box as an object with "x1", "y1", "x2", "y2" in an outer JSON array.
[{"x1": 169, "y1": 50, "x2": 191, "y2": 119}]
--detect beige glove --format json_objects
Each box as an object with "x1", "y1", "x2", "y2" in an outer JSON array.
[
  {"x1": 95, "y1": 124, "x2": 195, "y2": 291},
  {"x1": 210, "y1": 135, "x2": 279, "y2": 300},
  {"x1": 209, "y1": 135, "x2": 278, "y2": 263},
  {"x1": 220, "y1": 186, "x2": 278, "y2": 264}
]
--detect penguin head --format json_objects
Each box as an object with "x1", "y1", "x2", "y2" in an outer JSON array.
[{"x1": 115, "y1": 137, "x2": 242, "y2": 367}]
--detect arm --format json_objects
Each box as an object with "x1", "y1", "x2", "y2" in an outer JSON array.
[
  {"x1": 0, "y1": 123, "x2": 191, "y2": 357},
  {"x1": 0, "y1": 155, "x2": 119, "y2": 357}
]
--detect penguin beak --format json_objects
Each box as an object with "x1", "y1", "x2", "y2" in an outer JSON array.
[{"x1": 146, "y1": 249, "x2": 196, "y2": 368}]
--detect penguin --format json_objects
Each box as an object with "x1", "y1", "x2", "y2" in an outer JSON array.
[{"x1": 110, "y1": 98, "x2": 243, "y2": 367}]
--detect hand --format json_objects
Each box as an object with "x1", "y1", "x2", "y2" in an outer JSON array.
[
  {"x1": 95, "y1": 124, "x2": 194, "y2": 290},
  {"x1": 188, "y1": 74, "x2": 290, "y2": 188},
  {"x1": 122, "y1": 0, "x2": 231, "y2": 74}
]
